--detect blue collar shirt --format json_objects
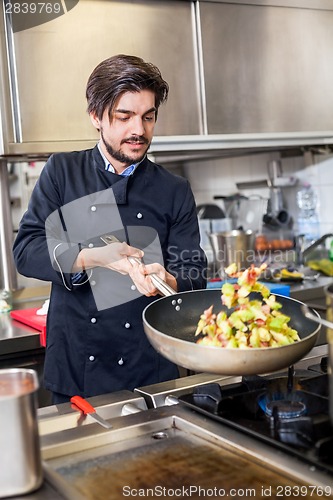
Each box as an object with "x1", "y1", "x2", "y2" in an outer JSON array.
[{"x1": 97, "y1": 142, "x2": 143, "y2": 176}]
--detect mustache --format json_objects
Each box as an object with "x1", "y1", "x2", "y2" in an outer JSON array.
[{"x1": 121, "y1": 135, "x2": 149, "y2": 145}]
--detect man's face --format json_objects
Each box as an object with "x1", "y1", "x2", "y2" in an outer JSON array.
[{"x1": 90, "y1": 89, "x2": 157, "y2": 172}]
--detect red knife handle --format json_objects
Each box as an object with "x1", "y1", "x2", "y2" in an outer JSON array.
[{"x1": 70, "y1": 395, "x2": 96, "y2": 415}]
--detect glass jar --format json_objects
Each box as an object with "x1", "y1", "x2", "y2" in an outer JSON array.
[{"x1": 0, "y1": 289, "x2": 13, "y2": 313}]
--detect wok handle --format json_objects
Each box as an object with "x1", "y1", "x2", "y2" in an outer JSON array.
[
  {"x1": 301, "y1": 304, "x2": 333, "y2": 329},
  {"x1": 304, "y1": 303, "x2": 327, "y2": 312},
  {"x1": 100, "y1": 235, "x2": 176, "y2": 297}
]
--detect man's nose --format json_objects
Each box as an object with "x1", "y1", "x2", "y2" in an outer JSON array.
[{"x1": 131, "y1": 116, "x2": 145, "y2": 135}]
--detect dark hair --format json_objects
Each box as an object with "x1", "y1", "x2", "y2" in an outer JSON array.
[{"x1": 86, "y1": 54, "x2": 169, "y2": 121}]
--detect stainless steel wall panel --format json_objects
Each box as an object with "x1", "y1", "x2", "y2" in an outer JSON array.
[
  {"x1": 199, "y1": 0, "x2": 333, "y2": 9},
  {"x1": 0, "y1": 6, "x2": 15, "y2": 154},
  {"x1": 200, "y1": 2, "x2": 333, "y2": 134}
]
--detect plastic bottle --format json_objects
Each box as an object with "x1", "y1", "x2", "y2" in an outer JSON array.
[
  {"x1": 296, "y1": 183, "x2": 320, "y2": 245},
  {"x1": 329, "y1": 239, "x2": 333, "y2": 262},
  {"x1": 0, "y1": 288, "x2": 13, "y2": 313}
]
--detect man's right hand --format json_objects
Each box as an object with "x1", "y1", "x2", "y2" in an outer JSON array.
[{"x1": 73, "y1": 241, "x2": 144, "y2": 275}]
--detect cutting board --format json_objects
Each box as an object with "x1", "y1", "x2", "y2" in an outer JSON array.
[{"x1": 10, "y1": 308, "x2": 47, "y2": 347}]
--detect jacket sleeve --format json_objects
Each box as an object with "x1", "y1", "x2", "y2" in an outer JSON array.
[
  {"x1": 166, "y1": 179, "x2": 207, "y2": 292},
  {"x1": 12, "y1": 155, "x2": 84, "y2": 290}
]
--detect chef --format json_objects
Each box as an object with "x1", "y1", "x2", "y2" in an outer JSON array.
[{"x1": 13, "y1": 54, "x2": 207, "y2": 403}]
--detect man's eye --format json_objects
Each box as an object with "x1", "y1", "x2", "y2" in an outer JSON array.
[
  {"x1": 118, "y1": 116, "x2": 129, "y2": 122},
  {"x1": 144, "y1": 115, "x2": 155, "y2": 122}
]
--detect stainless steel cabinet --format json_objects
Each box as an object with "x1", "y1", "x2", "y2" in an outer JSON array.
[
  {"x1": 200, "y1": 2, "x2": 333, "y2": 134},
  {"x1": 0, "y1": 0, "x2": 201, "y2": 155}
]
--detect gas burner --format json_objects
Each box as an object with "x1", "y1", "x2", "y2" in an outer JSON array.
[
  {"x1": 265, "y1": 400, "x2": 307, "y2": 419},
  {"x1": 308, "y1": 356, "x2": 329, "y2": 374},
  {"x1": 257, "y1": 387, "x2": 309, "y2": 420},
  {"x1": 178, "y1": 372, "x2": 332, "y2": 475},
  {"x1": 299, "y1": 374, "x2": 329, "y2": 398}
]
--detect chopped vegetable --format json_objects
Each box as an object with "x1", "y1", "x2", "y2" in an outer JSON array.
[{"x1": 195, "y1": 263, "x2": 300, "y2": 349}]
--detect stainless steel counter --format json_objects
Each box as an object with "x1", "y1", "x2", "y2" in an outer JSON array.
[
  {"x1": 0, "y1": 287, "x2": 49, "y2": 356},
  {"x1": 40, "y1": 404, "x2": 333, "y2": 499},
  {"x1": 290, "y1": 275, "x2": 333, "y2": 302},
  {"x1": 0, "y1": 296, "x2": 51, "y2": 408},
  {"x1": 4, "y1": 343, "x2": 330, "y2": 499},
  {"x1": 37, "y1": 345, "x2": 332, "y2": 499},
  {"x1": 0, "y1": 312, "x2": 42, "y2": 356}
]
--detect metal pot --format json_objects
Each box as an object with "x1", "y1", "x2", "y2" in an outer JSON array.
[
  {"x1": 208, "y1": 230, "x2": 255, "y2": 275},
  {"x1": 0, "y1": 368, "x2": 43, "y2": 498},
  {"x1": 324, "y1": 284, "x2": 333, "y2": 427},
  {"x1": 143, "y1": 290, "x2": 320, "y2": 376}
]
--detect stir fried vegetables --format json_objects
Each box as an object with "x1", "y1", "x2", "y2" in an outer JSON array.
[{"x1": 195, "y1": 263, "x2": 300, "y2": 349}]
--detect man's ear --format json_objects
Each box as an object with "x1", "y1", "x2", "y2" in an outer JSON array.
[{"x1": 89, "y1": 112, "x2": 100, "y2": 131}]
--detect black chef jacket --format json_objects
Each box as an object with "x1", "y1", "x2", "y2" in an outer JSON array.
[{"x1": 13, "y1": 146, "x2": 207, "y2": 397}]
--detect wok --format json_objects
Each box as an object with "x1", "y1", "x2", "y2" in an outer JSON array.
[{"x1": 142, "y1": 289, "x2": 320, "y2": 376}]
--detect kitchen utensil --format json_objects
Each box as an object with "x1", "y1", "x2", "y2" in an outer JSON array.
[
  {"x1": 198, "y1": 218, "x2": 232, "y2": 265},
  {"x1": 301, "y1": 303, "x2": 333, "y2": 330},
  {"x1": 295, "y1": 274, "x2": 321, "y2": 281},
  {"x1": 323, "y1": 284, "x2": 333, "y2": 427},
  {"x1": 0, "y1": 369, "x2": 42, "y2": 498},
  {"x1": 196, "y1": 203, "x2": 225, "y2": 219},
  {"x1": 70, "y1": 395, "x2": 112, "y2": 429},
  {"x1": 100, "y1": 235, "x2": 176, "y2": 296},
  {"x1": 142, "y1": 290, "x2": 320, "y2": 376},
  {"x1": 263, "y1": 208, "x2": 291, "y2": 228},
  {"x1": 263, "y1": 268, "x2": 320, "y2": 283},
  {"x1": 235, "y1": 197, "x2": 267, "y2": 233},
  {"x1": 208, "y1": 230, "x2": 255, "y2": 275},
  {"x1": 264, "y1": 160, "x2": 292, "y2": 229}
]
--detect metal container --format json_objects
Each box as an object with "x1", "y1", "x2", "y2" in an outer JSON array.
[
  {"x1": 0, "y1": 369, "x2": 43, "y2": 498},
  {"x1": 209, "y1": 229, "x2": 255, "y2": 275},
  {"x1": 324, "y1": 284, "x2": 333, "y2": 427}
]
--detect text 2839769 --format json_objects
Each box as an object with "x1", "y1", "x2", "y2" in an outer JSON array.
[{"x1": 5, "y1": 2, "x2": 62, "y2": 15}]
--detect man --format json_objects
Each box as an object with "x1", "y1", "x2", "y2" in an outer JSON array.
[{"x1": 13, "y1": 54, "x2": 207, "y2": 403}]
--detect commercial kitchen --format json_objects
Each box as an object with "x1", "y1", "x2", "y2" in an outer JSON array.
[{"x1": 1, "y1": 0, "x2": 333, "y2": 498}]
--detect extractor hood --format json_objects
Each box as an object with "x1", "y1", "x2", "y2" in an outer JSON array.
[{"x1": 150, "y1": 132, "x2": 333, "y2": 155}]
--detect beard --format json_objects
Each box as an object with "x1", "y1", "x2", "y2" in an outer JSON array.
[{"x1": 101, "y1": 130, "x2": 150, "y2": 166}]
